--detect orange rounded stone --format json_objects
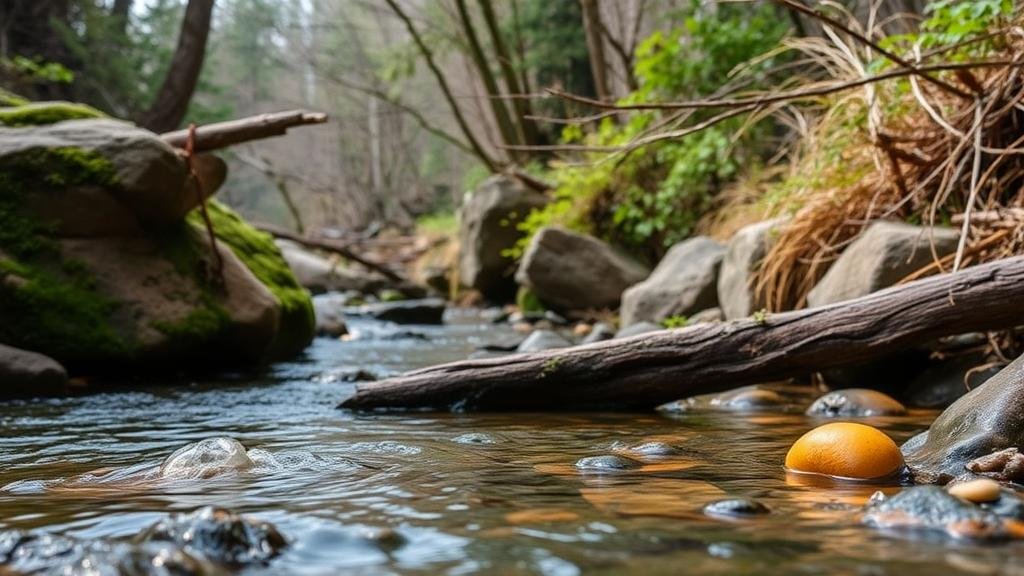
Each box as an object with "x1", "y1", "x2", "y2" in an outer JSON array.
[{"x1": 785, "y1": 422, "x2": 904, "y2": 479}]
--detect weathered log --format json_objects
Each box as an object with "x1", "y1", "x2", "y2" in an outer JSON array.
[
  {"x1": 341, "y1": 255, "x2": 1024, "y2": 411},
  {"x1": 161, "y1": 110, "x2": 328, "y2": 152}
]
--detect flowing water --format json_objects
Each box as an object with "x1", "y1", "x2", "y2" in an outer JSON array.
[{"x1": 1, "y1": 309, "x2": 1022, "y2": 575}]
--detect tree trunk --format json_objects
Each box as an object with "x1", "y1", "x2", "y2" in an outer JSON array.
[
  {"x1": 477, "y1": 0, "x2": 541, "y2": 148},
  {"x1": 138, "y1": 0, "x2": 216, "y2": 133},
  {"x1": 342, "y1": 255, "x2": 1024, "y2": 411},
  {"x1": 580, "y1": 0, "x2": 612, "y2": 102}
]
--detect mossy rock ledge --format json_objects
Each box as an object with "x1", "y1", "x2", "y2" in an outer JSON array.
[{"x1": 0, "y1": 109, "x2": 314, "y2": 374}]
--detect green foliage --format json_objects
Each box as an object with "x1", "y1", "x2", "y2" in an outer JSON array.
[
  {"x1": 0, "y1": 89, "x2": 29, "y2": 107},
  {"x1": 189, "y1": 200, "x2": 315, "y2": 358},
  {"x1": 661, "y1": 315, "x2": 689, "y2": 329},
  {"x1": 516, "y1": 286, "x2": 545, "y2": 314},
  {"x1": 2, "y1": 56, "x2": 74, "y2": 84},
  {"x1": 513, "y1": 1, "x2": 789, "y2": 261},
  {"x1": 0, "y1": 102, "x2": 105, "y2": 127},
  {"x1": 920, "y1": 0, "x2": 1012, "y2": 48}
]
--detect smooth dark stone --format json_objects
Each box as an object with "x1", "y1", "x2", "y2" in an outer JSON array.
[
  {"x1": 575, "y1": 455, "x2": 642, "y2": 471},
  {"x1": 704, "y1": 498, "x2": 770, "y2": 518},
  {"x1": 348, "y1": 299, "x2": 446, "y2": 325},
  {"x1": 136, "y1": 506, "x2": 287, "y2": 565},
  {"x1": 863, "y1": 486, "x2": 1007, "y2": 540}
]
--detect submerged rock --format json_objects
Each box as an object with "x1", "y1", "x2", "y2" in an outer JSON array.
[
  {"x1": 136, "y1": 506, "x2": 287, "y2": 565},
  {"x1": 515, "y1": 329, "x2": 572, "y2": 353},
  {"x1": 0, "y1": 343, "x2": 68, "y2": 398},
  {"x1": 863, "y1": 486, "x2": 1015, "y2": 541},
  {"x1": 658, "y1": 384, "x2": 806, "y2": 413},
  {"x1": 805, "y1": 389, "x2": 907, "y2": 418},
  {"x1": 515, "y1": 226, "x2": 649, "y2": 312},
  {"x1": 349, "y1": 298, "x2": 446, "y2": 325},
  {"x1": 458, "y1": 175, "x2": 547, "y2": 301},
  {"x1": 575, "y1": 455, "x2": 642, "y2": 472},
  {"x1": 619, "y1": 236, "x2": 724, "y2": 327},
  {"x1": 703, "y1": 498, "x2": 770, "y2": 518},
  {"x1": 0, "y1": 530, "x2": 211, "y2": 575},
  {"x1": 902, "y1": 353, "x2": 1024, "y2": 484},
  {"x1": 717, "y1": 218, "x2": 787, "y2": 320},
  {"x1": 159, "y1": 437, "x2": 255, "y2": 480}
]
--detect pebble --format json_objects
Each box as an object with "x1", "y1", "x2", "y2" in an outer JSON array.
[
  {"x1": 575, "y1": 455, "x2": 642, "y2": 472},
  {"x1": 703, "y1": 498, "x2": 770, "y2": 518},
  {"x1": 948, "y1": 478, "x2": 1002, "y2": 503}
]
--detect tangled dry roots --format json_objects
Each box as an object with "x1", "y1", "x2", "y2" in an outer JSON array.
[{"x1": 755, "y1": 20, "x2": 1024, "y2": 311}]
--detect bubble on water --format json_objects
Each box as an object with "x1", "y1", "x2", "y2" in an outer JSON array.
[
  {"x1": 346, "y1": 441, "x2": 422, "y2": 456},
  {"x1": 159, "y1": 437, "x2": 254, "y2": 479}
]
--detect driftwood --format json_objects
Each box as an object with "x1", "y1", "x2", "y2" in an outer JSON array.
[
  {"x1": 255, "y1": 222, "x2": 408, "y2": 285},
  {"x1": 342, "y1": 255, "x2": 1024, "y2": 411},
  {"x1": 161, "y1": 110, "x2": 328, "y2": 152}
]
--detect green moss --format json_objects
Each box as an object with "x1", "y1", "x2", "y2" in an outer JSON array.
[
  {"x1": 0, "y1": 102, "x2": 105, "y2": 126},
  {"x1": 152, "y1": 304, "x2": 231, "y2": 344},
  {"x1": 0, "y1": 146, "x2": 129, "y2": 364},
  {"x1": 378, "y1": 289, "x2": 406, "y2": 302},
  {"x1": 187, "y1": 200, "x2": 314, "y2": 358},
  {"x1": 516, "y1": 286, "x2": 546, "y2": 314},
  {"x1": 0, "y1": 88, "x2": 29, "y2": 107}
]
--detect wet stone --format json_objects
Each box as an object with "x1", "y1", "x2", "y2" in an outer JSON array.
[
  {"x1": 0, "y1": 530, "x2": 210, "y2": 575},
  {"x1": 659, "y1": 384, "x2": 804, "y2": 413},
  {"x1": 136, "y1": 506, "x2": 287, "y2": 565},
  {"x1": 159, "y1": 437, "x2": 254, "y2": 479},
  {"x1": 452, "y1": 433, "x2": 498, "y2": 445},
  {"x1": 966, "y1": 447, "x2": 1024, "y2": 483},
  {"x1": 863, "y1": 486, "x2": 1010, "y2": 541},
  {"x1": 575, "y1": 455, "x2": 642, "y2": 472},
  {"x1": 703, "y1": 498, "x2": 770, "y2": 518},
  {"x1": 622, "y1": 441, "x2": 678, "y2": 457},
  {"x1": 805, "y1": 388, "x2": 907, "y2": 418},
  {"x1": 948, "y1": 478, "x2": 1001, "y2": 503}
]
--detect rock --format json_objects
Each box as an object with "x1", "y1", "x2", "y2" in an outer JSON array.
[
  {"x1": 0, "y1": 344, "x2": 68, "y2": 398},
  {"x1": 966, "y1": 447, "x2": 1024, "y2": 483},
  {"x1": 515, "y1": 227, "x2": 649, "y2": 312},
  {"x1": 0, "y1": 118, "x2": 191, "y2": 226},
  {"x1": 185, "y1": 153, "x2": 228, "y2": 204},
  {"x1": 786, "y1": 422, "x2": 904, "y2": 479},
  {"x1": 136, "y1": 506, "x2": 287, "y2": 565},
  {"x1": 351, "y1": 298, "x2": 446, "y2": 324},
  {"x1": 703, "y1": 498, "x2": 770, "y2": 518},
  {"x1": 581, "y1": 322, "x2": 616, "y2": 344},
  {"x1": 717, "y1": 218, "x2": 787, "y2": 320},
  {"x1": 516, "y1": 329, "x2": 572, "y2": 353},
  {"x1": 159, "y1": 437, "x2": 255, "y2": 479},
  {"x1": 948, "y1": 478, "x2": 1002, "y2": 503},
  {"x1": 903, "y1": 353, "x2": 1024, "y2": 484},
  {"x1": 863, "y1": 486, "x2": 1011, "y2": 540},
  {"x1": 620, "y1": 236, "x2": 724, "y2": 326},
  {"x1": 805, "y1": 388, "x2": 907, "y2": 417},
  {"x1": 807, "y1": 221, "x2": 960, "y2": 307},
  {"x1": 575, "y1": 455, "x2": 642, "y2": 471},
  {"x1": 275, "y1": 239, "x2": 386, "y2": 294},
  {"x1": 0, "y1": 117, "x2": 314, "y2": 370},
  {"x1": 618, "y1": 441, "x2": 679, "y2": 456},
  {"x1": 458, "y1": 175, "x2": 547, "y2": 300},
  {"x1": 614, "y1": 321, "x2": 663, "y2": 339},
  {"x1": 0, "y1": 530, "x2": 211, "y2": 574},
  {"x1": 689, "y1": 307, "x2": 724, "y2": 324},
  {"x1": 904, "y1": 352, "x2": 1003, "y2": 408},
  {"x1": 659, "y1": 384, "x2": 808, "y2": 413}
]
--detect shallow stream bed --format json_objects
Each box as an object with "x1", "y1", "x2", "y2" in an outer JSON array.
[{"x1": 0, "y1": 310, "x2": 1022, "y2": 575}]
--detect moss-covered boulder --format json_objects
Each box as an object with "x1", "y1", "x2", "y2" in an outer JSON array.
[{"x1": 0, "y1": 106, "x2": 314, "y2": 373}]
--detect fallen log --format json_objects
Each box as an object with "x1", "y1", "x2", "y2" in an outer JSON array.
[
  {"x1": 341, "y1": 255, "x2": 1024, "y2": 411},
  {"x1": 161, "y1": 110, "x2": 328, "y2": 152}
]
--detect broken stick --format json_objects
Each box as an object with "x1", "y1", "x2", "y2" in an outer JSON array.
[
  {"x1": 161, "y1": 110, "x2": 328, "y2": 152},
  {"x1": 341, "y1": 255, "x2": 1024, "y2": 411}
]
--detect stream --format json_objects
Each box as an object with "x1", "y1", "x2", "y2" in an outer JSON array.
[{"x1": 0, "y1": 309, "x2": 1022, "y2": 575}]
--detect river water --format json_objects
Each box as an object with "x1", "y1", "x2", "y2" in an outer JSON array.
[{"x1": 1, "y1": 309, "x2": 1022, "y2": 575}]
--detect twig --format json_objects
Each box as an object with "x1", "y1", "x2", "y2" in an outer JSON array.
[
  {"x1": 954, "y1": 100, "x2": 987, "y2": 272},
  {"x1": 161, "y1": 110, "x2": 328, "y2": 152},
  {"x1": 183, "y1": 123, "x2": 224, "y2": 283},
  {"x1": 255, "y1": 222, "x2": 408, "y2": 285}
]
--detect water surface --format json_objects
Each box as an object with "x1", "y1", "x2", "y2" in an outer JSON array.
[{"x1": 1, "y1": 310, "x2": 1022, "y2": 575}]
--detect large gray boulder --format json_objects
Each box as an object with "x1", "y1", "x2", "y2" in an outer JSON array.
[
  {"x1": 620, "y1": 236, "x2": 724, "y2": 326},
  {"x1": 807, "y1": 221, "x2": 960, "y2": 307},
  {"x1": 515, "y1": 226, "x2": 649, "y2": 311},
  {"x1": 0, "y1": 344, "x2": 68, "y2": 397},
  {"x1": 0, "y1": 115, "x2": 315, "y2": 369},
  {"x1": 717, "y1": 218, "x2": 787, "y2": 319},
  {"x1": 902, "y1": 352, "x2": 1024, "y2": 483},
  {"x1": 0, "y1": 118, "x2": 192, "y2": 227},
  {"x1": 458, "y1": 175, "x2": 547, "y2": 300}
]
